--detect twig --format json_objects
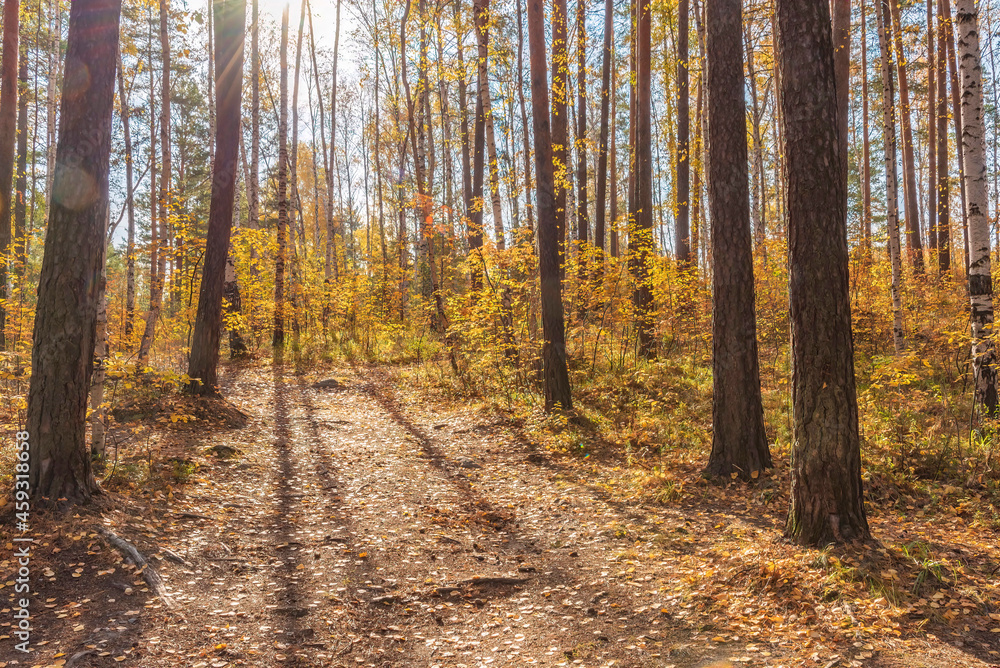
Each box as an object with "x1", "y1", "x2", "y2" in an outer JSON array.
[{"x1": 97, "y1": 527, "x2": 176, "y2": 610}]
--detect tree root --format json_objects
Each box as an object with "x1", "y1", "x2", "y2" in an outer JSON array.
[{"x1": 97, "y1": 527, "x2": 176, "y2": 610}]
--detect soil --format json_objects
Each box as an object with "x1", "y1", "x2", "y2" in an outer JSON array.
[{"x1": 2, "y1": 363, "x2": 998, "y2": 668}]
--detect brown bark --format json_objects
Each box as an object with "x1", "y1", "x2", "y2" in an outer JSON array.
[
  {"x1": 0, "y1": 0, "x2": 19, "y2": 349},
  {"x1": 15, "y1": 27, "x2": 27, "y2": 274},
  {"x1": 118, "y1": 54, "x2": 137, "y2": 339},
  {"x1": 777, "y1": 0, "x2": 870, "y2": 546},
  {"x1": 575, "y1": 0, "x2": 588, "y2": 265},
  {"x1": 704, "y1": 0, "x2": 770, "y2": 480},
  {"x1": 27, "y1": 0, "x2": 122, "y2": 503},
  {"x1": 516, "y1": 0, "x2": 533, "y2": 235},
  {"x1": 889, "y1": 0, "x2": 924, "y2": 272},
  {"x1": 675, "y1": 0, "x2": 690, "y2": 267},
  {"x1": 552, "y1": 0, "x2": 569, "y2": 264},
  {"x1": 927, "y1": 0, "x2": 937, "y2": 258},
  {"x1": 273, "y1": 4, "x2": 288, "y2": 348},
  {"x1": 943, "y1": 0, "x2": 968, "y2": 273},
  {"x1": 936, "y1": 0, "x2": 950, "y2": 273},
  {"x1": 833, "y1": 0, "x2": 850, "y2": 196},
  {"x1": 861, "y1": 0, "x2": 872, "y2": 246},
  {"x1": 188, "y1": 0, "x2": 246, "y2": 394},
  {"x1": 526, "y1": 0, "x2": 572, "y2": 411},
  {"x1": 630, "y1": 0, "x2": 654, "y2": 358},
  {"x1": 594, "y1": 0, "x2": 614, "y2": 268}
]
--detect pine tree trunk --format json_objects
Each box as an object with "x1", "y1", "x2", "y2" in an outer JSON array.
[
  {"x1": 833, "y1": 0, "x2": 850, "y2": 197},
  {"x1": 943, "y1": 0, "x2": 968, "y2": 274},
  {"x1": 936, "y1": 0, "x2": 950, "y2": 274},
  {"x1": 189, "y1": 0, "x2": 246, "y2": 392},
  {"x1": 877, "y1": 0, "x2": 906, "y2": 352},
  {"x1": 526, "y1": 0, "x2": 572, "y2": 411},
  {"x1": 250, "y1": 0, "x2": 259, "y2": 232},
  {"x1": 327, "y1": 0, "x2": 341, "y2": 281},
  {"x1": 594, "y1": 0, "x2": 613, "y2": 269},
  {"x1": 956, "y1": 0, "x2": 998, "y2": 416},
  {"x1": 273, "y1": 5, "x2": 288, "y2": 349},
  {"x1": 552, "y1": 0, "x2": 569, "y2": 266},
  {"x1": 926, "y1": 0, "x2": 937, "y2": 259},
  {"x1": 15, "y1": 29, "x2": 27, "y2": 274},
  {"x1": 118, "y1": 54, "x2": 137, "y2": 341},
  {"x1": 89, "y1": 253, "x2": 108, "y2": 459},
  {"x1": 0, "y1": 0, "x2": 19, "y2": 350},
  {"x1": 631, "y1": 0, "x2": 654, "y2": 359},
  {"x1": 456, "y1": 0, "x2": 473, "y2": 247},
  {"x1": 575, "y1": 0, "x2": 588, "y2": 267},
  {"x1": 675, "y1": 0, "x2": 690, "y2": 267},
  {"x1": 27, "y1": 0, "x2": 122, "y2": 503},
  {"x1": 889, "y1": 0, "x2": 924, "y2": 272},
  {"x1": 467, "y1": 0, "x2": 486, "y2": 292},
  {"x1": 609, "y1": 49, "x2": 619, "y2": 259},
  {"x1": 137, "y1": 0, "x2": 172, "y2": 368},
  {"x1": 45, "y1": 0, "x2": 58, "y2": 206},
  {"x1": 704, "y1": 0, "x2": 770, "y2": 480},
  {"x1": 861, "y1": 0, "x2": 873, "y2": 247},
  {"x1": 475, "y1": 0, "x2": 504, "y2": 251},
  {"x1": 777, "y1": 0, "x2": 870, "y2": 546},
  {"x1": 516, "y1": 0, "x2": 533, "y2": 235}
]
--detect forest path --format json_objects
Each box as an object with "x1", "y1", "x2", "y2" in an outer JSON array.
[
  {"x1": 12, "y1": 363, "x2": 996, "y2": 668},
  {"x1": 59, "y1": 362, "x2": 736, "y2": 668}
]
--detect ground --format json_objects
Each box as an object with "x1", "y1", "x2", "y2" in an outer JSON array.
[{"x1": 1, "y1": 362, "x2": 999, "y2": 667}]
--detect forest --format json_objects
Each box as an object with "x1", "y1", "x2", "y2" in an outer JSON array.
[{"x1": 1, "y1": 0, "x2": 1000, "y2": 665}]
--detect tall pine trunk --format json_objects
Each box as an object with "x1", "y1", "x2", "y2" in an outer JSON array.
[
  {"x1": 675, "y1": 0, "x2": 690, "y2": 267},
  {"x1": 526, "y1": 0, "x2": 571, "y2": 411},
  {"x1": 575, "y1": 0, "x2": 588, "y2": 267},
  {"x1": 877, "y1": 0, "x2": 906, "y2": 352},
  {"x1": 594, "y1": 0, "x2": 613, "y2": 269},
  {"x1": 630, "y1": 0, "x2": 654, "y2": 359},
  {"x1": 936, "y1": 0, "x2": 950, "y2": 273},
  {"x1": 0, "y1": 0, "x2": 19, "y2": 350},
  {"x1": 777, "y1": 0, "x2": 870, "y2": 546},
  {"x1": 889, "y1": 0, "x2": 924, "y2": 272},
  {"x1": 273, "y1": 4, "x2": 288, "y2": 349},
  {"x1": 27, "y1": 0, "x2": 122, "y2": 503},
  {"x1": 189, "y1": 0, "x2": 246, "y2": 393},
  {"x1": 704, "y1": 0, "x2": 771, "y2": 480},
  {"x1": 118, "y1": 53, "x2": 137, "y2": 340}
]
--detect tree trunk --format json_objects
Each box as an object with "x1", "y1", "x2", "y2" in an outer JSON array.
[
  {"x1": 926, "y1": 0, "x2": 937, "y2": 260},
  {"x1": 327, "y1": 0, "x2": 341, "y2": 281},
  {"x1": 776, "y1": 0, "x2": 871, "y2": 546},
  {"x1": 14, "y1": 27, "x2": 27, "y2": 274},
  {"x1": 575, "y1": 0, "x2": 588, "y2": 267},
  {"x1": 467, "y1": 3, "x2": 486, "y2": 292},
  {"x1": 27, "y1": 0, "x2": 122, "y2": 504},
  {"x1": 889, "y1": 0, "x2": 924, "y2": 272},
  {"x1": 474, "y1": 0, "x2": 504, "y2": 250},
  {"x1": 188, "y1": 0, "x2": 246, "y2": 393},
  {"x1": 89, "y1": 252, "x2": 108, "y2": 459},
  {"x1": 45, "y1": 0, "x2": 59, "y2": 206},
  {"x1": 526, "y1": 0, "x2": 571, "y2": 411},
  {"x1": 703, "y1": 0, "x2": 771, "y2": 480},
  {"x1": 456, "y1": 0, "x2": 473, "y2": 248},
  {"x1": 943, "y1": 0, "x2": 968, "y2": 274},
  {"x1": 0, "y1": 0, "x2": 19, "y2": 350},
  {"x1": 250, "y1": 0, "x2": 259, "y2": 231},
  {"x1": 877, "y1": 0, "x2": 906, "y2": 352},
  {"x1": 956, "y1": 0, "x2": 998, "y2": 416},
  {"x1": 675, "y1": 0, "x2": 690, "y2": 267},
  {"x1": 936, "y1": 0, "x2": 950, "y2": 274},
  {"x1": 594, "y1": 0, "x2": 613, "y2": 269},
  {"x1": 861, "y1": 0, "x2": 872, "y2": 247},
  {"x1": 118, "y1": 54, "x2": 137, "y2": 340},
  {"x1": 610, "y1": 46, "x2": 619, "y2": 259},
  {"x1": 273, "y1": 4, "x2": 288, "y2": 349},
  {"x1": 630, "y1": 0, "x2": 654, "y2": 359},
  {"x1": 516, "y1": 0, "x2": 533, "y2": 235},
  {"x1": 137, "y1": 0, "x2": 172, "y2": 368},
  {"x1": 833, "y1": 0, "x2": 850, "y2": 197},
  {"x1": 552, "y1": 0, "x2": 569, "y2": 265}
]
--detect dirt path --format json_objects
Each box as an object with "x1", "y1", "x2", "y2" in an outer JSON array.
[{"x1": 6, "y1": 364, "x2": 997, "y2": 668}]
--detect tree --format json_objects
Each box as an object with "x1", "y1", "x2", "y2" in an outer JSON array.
[
  {"x1": 526, "y1": 0, "x2": 571, "y2": 411},
  {"x1": 594, "y1": 0, "x2": 613, "y2": 271},
  {"x1": 703, "y1": 0, "x2": 770, "y2": 480},
  {"x1": 832, "y1": 0, "x2": 850, "y2": 196},
  {"x1": 188, "y1": 0, "x2": 246, "y2": 395},
  {"x1": 861, "y1": 0, "x2": 873, "y2": 246},
  {"x1": 888, "y1": 0, "x2": 923, "y2": 272},
  {"x1": 0, "y1": 0, "x2": 19, "y2": 350},
  {"x1": 630, "y1": 0, "x2": 654, "y2": 359},
  {"x1": 956, "y1": 0, "x2": 998, "y2": 416},
  {"x1": 552, "y1": 0, "x2": 569, "y2": 263},
  {"x1": 27, "y1": 0, "x2": 123, "y2": 503},
  {"x1": 575, "y1": 0, "x2": 587, "y2": 269},
  {"x1": 137, "y1": 0, "x2": 173, "y2": 367},
  {"x1": 118, "y1": 54, "x2": 138, "y2": 339},
  {"x1": 877, "y1": 0, "x2": 905, "y2": 352},
  {"x1": 935, "y1": 0, "x2": 950, "y2": 273},
  {"x1": 675, "y1": 0, "x2": 690, "y2": 267},
  {"x1": 776, "y1": 0, "x2": 870, "y2": 545},
  {"x1": 273, "y1": 3, "x2": 289, "y2": 349}
]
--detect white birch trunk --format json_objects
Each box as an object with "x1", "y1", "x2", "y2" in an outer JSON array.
[{"x1": 957, "y1": 0, "x2": 998, "y2": 414}]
